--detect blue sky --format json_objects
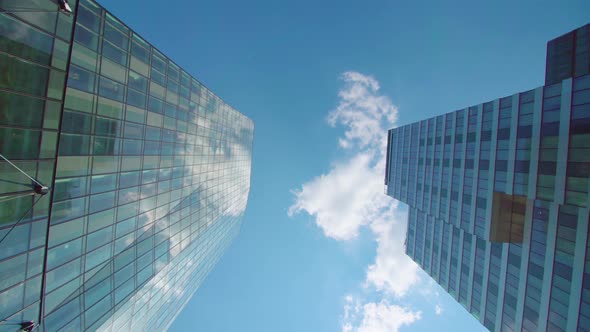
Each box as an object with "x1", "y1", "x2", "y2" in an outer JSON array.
[{"x1": 98, "y1": 0, "x2": 590, "y2": 331}]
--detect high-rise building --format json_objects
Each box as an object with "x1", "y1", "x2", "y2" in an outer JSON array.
[
  {"x1": 385, "y1": 24, "x2": 589, "y2": 331},
  {"x1": 0, "y1": 0, "x2": 253, "y2": 331}
]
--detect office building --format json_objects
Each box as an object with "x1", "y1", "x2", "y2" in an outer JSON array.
[
  {"x1": 0, "y1": 0, "x2": 253, "y2": 331},
  {"x1": 385, "y1": 24, "x2": 589, "y2": 331}
]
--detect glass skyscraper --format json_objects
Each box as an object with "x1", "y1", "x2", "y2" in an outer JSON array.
[
  {"x1": 0, "y1": 0, "x2": 253, "y2": 331},
  {"x1": 385, "y1": 24, "x2": 589, "y2": 331}
]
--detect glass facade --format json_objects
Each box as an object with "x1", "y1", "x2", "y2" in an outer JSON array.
[
  {"x1": 386, "y1": 26, "x2": 589, "y2": 332},
  {"x1": 545, "y1": 23, "x2": 590, "y2": 85},
  {"x1": 0, "y1": 1, "x2": 253, "y2": 331}
]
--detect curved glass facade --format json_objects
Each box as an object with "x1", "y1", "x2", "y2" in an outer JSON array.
[{"x1": 0, "y1": 1, "x2": 253, "y2": 331}]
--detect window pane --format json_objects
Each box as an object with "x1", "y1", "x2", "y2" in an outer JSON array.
[
  {"x1": 62, "y1": 111, "x2": 93, "y2": 134},
  {"x1": 68, "y1": 65, "x2": 95, "y2": 93},
  {"x1": 168, "y1": 63, "x2": 179, "y2": 81},
  {"x1": 105, "y1": 12, "x2": 128, "y2": 35},
  {"x1": 122, "y1": 139, "x2": 142, "y2": 155},
  {"x1": 128, "y1": 71, "x2": 147, "y2": 92},
  {"x1": 0, "y1": 91, "x2": 44, "y2": 128},
  {"x1": 87, "y1": 226, "x2": 113, "y2": 252},
  {"x1": 47, "y1": 238, "x2": 83, "y2": 270},
  {"x1": 131, "y1": 41, "x2": 149, "y2": 63},
  {"x1": 99, "y1": 77, "x2": 124, "y2": 102},
  {"x1": 143, "y1": 140, "x2": 159, "y2": 155},
  {"x1": 150, "y1": 68, "x2": 165, "y2": 86},
  {"x1": 148, "y1": 96, "x2": 163, "y2": 114},
  {"x1": 0, "y1": 54, "x2": 48, "y2": 96},
  {"x1": 71, "y1": 43, "x2": 98, "y2": 71},
  {"x1": 77, "y1": 4, "x2": 101, "y2": 32},
  {"x1": 74, "y1": 25, "x2": 99, "y2": 51},
  {"x1": 102, "y1": 40, "x2": 127, "y2": 66},
  {"x1": 104, "y1": 23, "x2": 128, "y2": 50},
  {"x1": 59, "y1": 133, "x2": 91, "y2": 156},
  {"x1": 54, "y1": 177, "x2": 88, "y2": 202},
  {"x1": 89, "y1": 191, "x2": 116, "y2": 213},
  {"x1": 51, "y1": 197, "x2": 87, "y2": 224},
  {"x1": 0, "y1": 128, "x2": 40, "y2": 159},
  {"x1": 127, "y1": 89, "x2": 146, "y2": 109},
  {"x1": 0, "y1": 14, "x2": 53, "y2": 65},
  {"x1": 93, "y1": 136, "x2": 120, "y2": 155},
  {"x1": 100, "y1": 57, "x2": 126, "y2": 83},
  {"x1": 0, "y1": 253, "x2": 27, "y2": 291},
  {"x1": 123, "y1": 122, "x2": 144, "y2": 139},
  {"x1": 151, "y1": 54, "x2": 166, "y2": 73},
  {"x1": 119, "y1": 171, "x2": 140, "y2": 188},
  {"x1": 95, "y1": 117, "x2": 120, "y2": 137},
  {"x1": 91, "y1": 174, "x2": 117, "y2": 194},
  {"x1": 164, "y1": 103, "x2": 176, "y2": 118}
]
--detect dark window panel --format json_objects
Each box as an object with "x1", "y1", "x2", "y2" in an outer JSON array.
[
  {"x1": 128, "y1": 71, "x2": 147, "y2": 92},
  {"x1": 59, "y1": 133, "x2": 90, "y2": 156},
  {"x1": 95, "y1": 117, "x2": 120, "y2": 137},
  {"x1": 0, "y1": 14, "x2": 53, "y2": 65},
  {"x1": 62, "y1": 111, "x2": 92, "y2": 134},
  {"x1": 77, "y1": 4, "x2": 101, "y2": 32},
  {"x1": 126, "y1": 89, "x2": 146, "y2": 109},
  {"x1": 0, "y1": 91, "x2": 44, "y2": 128},
  {"x1": 74, "y1": 25, "x2": 99, "y2": 51},
  {"x1": 68, "y1": 65, "x2": 96, "y2": 93},
  {"x1": 99, "y1": 77, "x2": 124, "y2": 102},
  {"x1": 0, "y1": 128, "x2": 41, "y2": 159},
  {"x1": 0, "y1": 54, "x2": 49, "y2": 97},
  {"x1": 102, "y1": 41, "x2": 127, "y2": 66},
  {"x1": 147, "y1": 96, "x2": 163, "y2": 114}
]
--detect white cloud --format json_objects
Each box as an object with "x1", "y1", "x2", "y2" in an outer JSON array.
[
  {"x1": 288, "y1": 152, "x2": 382, "y2": 240},
  {"x1": 365, "y1": 207, "x2": 419, "y2": 298},
  {"x1": 343, "y1": 297, "x2": 422, "y2": 332},
  {"x1": 327, "y1": 72, "x2": 398, "y2": 150},
  {"x1": 435, "y1": 304, "x2": 443, "y2": 316},
  {"x1": 357, "y1": 301, "x2": 421, "y2": 332},
  {"x1": 289, "y1": 72, "x2": 422, "y2": 330}
]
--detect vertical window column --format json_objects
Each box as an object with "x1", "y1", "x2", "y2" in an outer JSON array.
[
  {"x1": 450, "y1": 110, "x2": 466, "y2": 228},
  {"x1": 471, "y1": 238, "x2": 487, "y2": 319},
  {"x1": 547, "y1": 206, "x2": 578, "y2": 330},
  {"x1": 400, "y1": 126, "x2": 410, "y2": 202},
  {"x1": 423, "y1": 118, "x2": 435, "y2": 212},
  {"x1": 475, "y1": 102, "x2": 494, "y2": 238},
  {"x1": 416, "y1": 121, "x2": 427, "y2": 209},
  {"x1": 432, "y1": 116, "x2": 444, "y2": 216},
  {"x1": 461, "y1": 107, "x2": 478, "y2": 232},
  {"x1": 576, "y1": 210, "x2": 590, "y2": 330},
  {"x1": 484, "y1": 243, "x2": 504, "y2": 331},
  {"x1": 536, "y1": 83, "x2": 562, "y2": 202},
  {"x1": 494, "y1": 96, "x2": 513, "y2": 193},
  {"x1": 514, "y1": 90, "x2": 535, "y2": 196},
  {"x1": 553, "y1": 79, "x2": 573, "y2": 204},
  {"x1": 501, "y1": 244, "x2": 523, "y2": 331},
  {"x1": 439, "y1": 114, "x2": 453, "y2": 220},
  {"x1": 566, "y1": 208, "x2": 589, "y2": 331},
  {"x1": 565, "y1": 75, "x2": 590, "y2": 206},
  {"x1": 484, "y1": 100, "x2": 500, "y2": 240},
  {"x1": 522, "y1": 202, "x2": 550, "y2": 331},
  {"x1": 408, "y1": 123, "x2": 420, "y2": 207},
  {"x1": 431, "y1": 218, "x2": 443, "y2": 280}
]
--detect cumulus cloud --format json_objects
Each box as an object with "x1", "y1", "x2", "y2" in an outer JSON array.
[
  {"x1": 287, "y1": 152, "x2": 382, "y2": 240},
  {"x1": 365, "y1": 206, "x2": 419, "y2": 298},
  {"x1": 288, "y1": 71, "x2": 422, "y2": 329},
  {"x1": 342, "y1": 296, "x2": 422, "y2": 332},
  {"x1": 327, "y1": 72, "x2": 398, "y2": 150},
  {"x1": 435, "y1": 304, "x2": 443, "y2": 316},
  {"x1": 357, "y1": 301, "x2": 421, "y2": 332}
]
